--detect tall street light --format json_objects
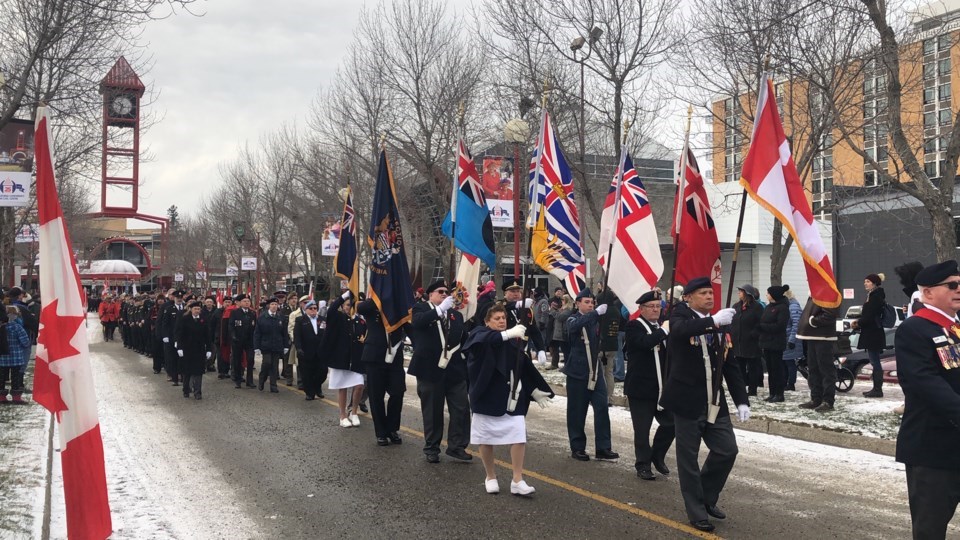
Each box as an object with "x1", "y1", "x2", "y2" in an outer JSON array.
[
  {"x1": 505, "y1": 98, "x2": 533, "y2": 279},
  {"x1": 570, "y1": 26, "x2": 603, "y2": 192},
  {"x1": 232, "y1": 221, "x2": 245, "y2": 295}
]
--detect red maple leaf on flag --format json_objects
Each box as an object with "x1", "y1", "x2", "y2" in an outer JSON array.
[{"x1": 33, "y1": 299, "x2": 85, "y2": 416}]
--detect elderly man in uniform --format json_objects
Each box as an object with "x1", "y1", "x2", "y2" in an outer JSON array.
[
  {"x1": 357, "y1": 297, "x2": 407, "y2": 446},
  {"x1": 409, "y1": 280, "x2": 471, "y2": 464},
  {"x1": 158, "y1": 290, "x2": 186, "y2": 386},
  {"x1": 175, "y1": 300, "x2": 213, "y2": 400},
  {"x1": 660, "y1": 277, "x2": 748, "y2": 533},
  {"x1": 475, "y1": 278, "x2": 548, "y2": 365},
  {"x1": 895, "y1": 260, "x2": 960, "y2": 539},
  {"x1": 286, "y1": 294, "x2": 310, "y2": 390},
  {"x1": 623, "y1": 289, "x2": 674, "y2": 480},
  {"x1": 564, "y1": 288, "x2": 619, "y2": 462},
  {"x1": 229, "y1": 294, "x2": 258, "y2": 389}
]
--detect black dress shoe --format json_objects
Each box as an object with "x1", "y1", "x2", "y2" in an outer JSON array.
[
  {"x1": 183, "y1": 393, "x2": 190, "y2": 398},
  {"x1": 571, "y1": 450, "x2": 590, "y2": 461},
  {"x1": 595, "y1": 449, "x2": 620, "y2": 461},
  {"x1": 172, "y1": 382, "x2": 180, "y2": 386},
  {"x1": 258, "y1": 381, "x2": 265, "y2": 391},
  {"x1": 269, "y1": 388, "x2": 279, "y2": 393},
  {"x1": 425, "y1": 454, "x2": 440, "y2": 464},
  {"x1": 305, "y1": 395, "x2": 315, "y2": 401},
  {"x1": 637, "y1": 466, "x2": 656, "y2": 480},
  {"x1": 235, "y1": 382, "x2": 242, "y2": 389},
  {"x1": 376, "y1": 437, "x2": 390, "y2": 446},
  {"x1": 246, "y1": 382, "x2": 256, "y2": 388},
  {"x1": 317, "y1": 393, "x2": 325, "y2": 399},
  {"x1": 359, "y1": 403, "x2": 369, "y2": 413},
  {"x1": 690, "y1": 520, "x2": 715, "y2": 532},
  {"x1": 153, "y1": 370, "x2": 161, "y2": 375},
  {"x1": 705, "y1": 504, "x2": 726, "y2": 520},
  {"x1": 195, "y1": 394, "x2": 202, "y2": 400},
  {"x1": 388, "y1": 432, "x2": 402, "y2": 444},
  {"x1": 769, "y1": 394, "x2": 784, "y2": 403},
  {"x1": 652, "y1": 457, "x2": 670, "y2": 475},
  {"x1": 445, "y1": 448, "x2": 473, "y2": 461}
]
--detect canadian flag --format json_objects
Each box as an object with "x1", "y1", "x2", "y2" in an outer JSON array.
[
  {"x1": 740, "y1": 77, "x2": 842, "y2": 308},
  {"x1": 33, "y1": 107, "x2": 113, "y2": 539}
]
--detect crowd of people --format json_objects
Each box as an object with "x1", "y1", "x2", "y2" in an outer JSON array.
[{"x1": 0, "y1": 286, "x2": 40, "y2": 404}]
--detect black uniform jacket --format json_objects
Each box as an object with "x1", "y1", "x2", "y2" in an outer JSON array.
[
  {"x1": 158, "y1": 302, "x2": 185, "y2": 341},
  {"x1": 356, "y1": 299, "x2": 405, "y2": 366},
  {"x1": 294, "y1": 313, "x2": 325, "y2": 367},
  {"x1": 474, "y1": 299, "x2": 546, "y2": 351},
  {"x1": 895, "y1": 309, "x2": 960, "y2": 470},
  {"x1": 175, "y1": 314, "x2": 212, "y2": 376},
  {"x1": 623, "y1": 317, "x2": 668, "y2": 401},
  {"x1": 323, "y1": 297, "x2": 352, "y2": 370},
  {"x1": 462, "y1": 326, "x2": 552, "y2": 417},
  {"x1": 229, "y1": 307, "x2": 257, "y2": 346},
  {"x1": 408, "y1": 301, "x2": 467, "y2": 384},
  {"x1": 254, "y1": 311, "x2": 290, "y2": 353},
  {"x1": 660, "y1": 302, "x2": 749, "y2": 419}
]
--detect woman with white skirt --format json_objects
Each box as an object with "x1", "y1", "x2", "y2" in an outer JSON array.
[
  {"x1": 462, "y1": 303, "x2": 554, "y2": 496},
  {"x1": 325, "y1": 292, "x2": 365, "y2": 427}
]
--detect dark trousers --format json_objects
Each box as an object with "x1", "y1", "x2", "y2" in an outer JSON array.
[
  {"x1": 218, "y1": 342, "x2": 231, "y2": 375},
  {"x1": 152, "y1": 338, "x2": 164, "y2": 372},
  {"x1": 738, "y1": 356, "x2": 763, "y2": 394},
  {"x1": 102, "y1": 321, "x2": 116, "y2": 341},
  {"x1": 258, "y1": 351, "x2": 281, "y2": 390},
  {"x1": 366, "y1": 362, "x2": 405, "y2": 438},
  {"x1": 549, "y1": 340, "x2": 563, "y2": 368},
  {"x1": 0, "y1": 365, "x2": 26, "y2": 394},
  {"x1": 183, "y1": 374, "x2": 203, "y2": 396},
  {"x1": 906, "y1": 464, "x2": 960, "y2": 539},
  {"x1": 300, "y1": 358, "x2": 328, "y2": 398},
  {"x1": 163, "y1": 341, "x2": 180, "y2": 383},
  {"x1": 867, "y1": 349, "x2": 884, "y2": 391},
  {"x1": 783, "y1": 359, "x2": 797, "y2": 388},
  {"x1": 628, "y1": 397, "x2": 675, "y2": 470},
  {"x1": 231, "y1": 344, "x2": 254, "y2": 384},
  {"x1": 674, "y1": 411, "x2": 739, "y2": 522},
  {"x1": 565, "y1": 375, "x2": 612, "y2": 452},
  {"x1": 806, "y1": 340, "x2": 837, "y2": 405},
  {"x1": 416, "y1": 378, "x2": 470, "y2": 455},
  {"x1": 763, "y1": 349, "x2": 785, "y2": 396}
]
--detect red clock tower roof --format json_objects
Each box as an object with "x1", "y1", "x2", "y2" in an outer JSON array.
[{"x1": 99, "y1": 57, "x2": 145, "y2": 95}]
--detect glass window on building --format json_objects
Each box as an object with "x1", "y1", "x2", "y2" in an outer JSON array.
[
  {"x1": 812, "y1": 201, "x2": 822, "y2": 214},
  {"x1": 925, "y1": 137, "x2": 938, "y2": 153},
  {"x1": 864, "y1": 170, "x2": 877, "y2": 186},
  {"x1": 940, "y1": 108, "x2": 953, "y2": 125},
  {"x1": 939, "y1": 58, "x2": 951, "y2": 77},
  {"x1": 924, "y1": 39, "x2": 936, "y2": 55},
  {"x1": 925, "y1": 111, "x2": 937, "y2": 127},
  {"x1": 925, "y1": 62, "x2": 936, "y2": 79},
  {"x1": 876, "y1": 75, "x2": 886, "y2": 92},
  {"x1": 864, "y1": 100, "x2": 875, "y2": 119},
  {"x1": 925, "y1": 160, "x2": 939, "y2": 178},
  {"x1": 864, "y1": 125, "x2": 875, "y2": 141},
  {"x1": 823, "y1": 154, "x2": 833, "y2": 170},
  {"x1": 863, "y1": 77, "x2": 874, "y2": 94},
  {"x1": 878, "y1": 146, "x2": 888, "y2": 161},
  {"x1": 940, "y1": 82, "x2": 952, "y2": 102},
  {"x1": 824, "y1": 177, "x2": 833, "y2": 190},
  {"x1": 812, "y1": 178, "x2": 822, "y2": 193},
  {"x1": 877, "y1": 123, "x2": 888, "y2": 141},
  {"x1": 939, "y1": 33, "x2": 953, "y2": 52},
  {"x1": 925, "y1": 86, "x2": 936, "y2": 104}
]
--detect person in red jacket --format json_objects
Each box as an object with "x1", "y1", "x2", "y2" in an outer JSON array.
[{"x1": 98, "y1": 295, "x2": 120, "y2": 341}]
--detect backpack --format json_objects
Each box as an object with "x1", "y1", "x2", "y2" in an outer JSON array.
[{"x1": 878, "y1": 302, "x2": 896, "y2": 328}]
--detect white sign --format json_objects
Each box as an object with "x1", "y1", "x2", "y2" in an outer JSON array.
[
  {"x1": 487, "y1": 199, "x2": 514, "y2": 228},
  {"x1": 843, "y1": 288, "x2": 855, "y2": 299},
  {"x1": 241, "y1": 257, "x2": 257, "y2": 271},
  {"x1": 174, "y1": 273, "x2": 184, "y2": 282},
  {"x1": 226, "y1": 266, "x2": 239, "y2": 277},
  {"x1": 15, "y1": 224, "x2": 38, "y2": 243},
  {"x1": 196, "y1": 271, "x2": 207, "y2": 280},
  {"x1": 0, "y1": 172, "x2": 30, "y2": 207}
]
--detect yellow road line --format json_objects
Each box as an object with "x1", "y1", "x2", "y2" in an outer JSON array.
[{"x1": 284, "y1": 382, "x2": 721, "y2": 539}]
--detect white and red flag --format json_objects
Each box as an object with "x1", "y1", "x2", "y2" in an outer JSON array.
[
  {"x1": 740, "y1": 77, "x2": 842, "y2": 308},
  {"x1": 671, "y1": 142, "x2": 722, "y2": 312},
  {"x1": 33, "y1": 107, "x2": 112, "y2": 538},
  {"x1": 598, "y1": 150, "x2": 663, "y2": 319}
]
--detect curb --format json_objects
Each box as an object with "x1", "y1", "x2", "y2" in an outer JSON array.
[{"x1": 547, "y1": 382, "x2": 897, "y2": 457}]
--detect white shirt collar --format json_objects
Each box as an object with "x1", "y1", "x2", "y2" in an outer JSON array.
[{"x1": 922, "y1": 303, "x2": 958, "y2": 322}]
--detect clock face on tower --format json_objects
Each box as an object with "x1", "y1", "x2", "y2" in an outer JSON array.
[{"x1": 110, "y1": 94, "x2": 135, "y2": 118}]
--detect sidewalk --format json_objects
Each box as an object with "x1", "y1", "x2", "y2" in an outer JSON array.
[{"x1": 538, "y1": 366, "x2": 902, "y2": 456}]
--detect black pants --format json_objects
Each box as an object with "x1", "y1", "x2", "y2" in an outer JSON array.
[
  {"x1": 300, "y1": 357, "x2": 328, "y2": 398},
  {"x1": 549, "y1": 340, "x2": 563, "y2": 368},
  {"x1": 805, "y1": 340, "x2": 837, "y2": 405},
  {"x1": 906, "y1": 464, "x2": 960, "y2": 539},
  {"x1": 0, "y1": 365, "x2": 26, "y2": 394},
  {"x1": 163, "y1": 341, "x2": 180, "y2": 383},
  {"x1": 628, "y1": 397, "x2": 675, "y2": 470},
  {"x1": 738, "y1": 356, "x2": 763, "y2": 394},
  {"x1": 231, "y1": 344, "x2": 254, "y2": 385},
  {"x1": 183, "y1": 374, "x2": 203, "y2": 396},
  {"x1": 366, "y1": 362, "x2": 405, "y2": 438},
  {"x1": 674, "y1": 412, "x2": 739, "y2": 523},
  {"x1": 152, "y1": 338, "x2": 164, "y2": 373},
  {"x1": 416, "y1": 378, "x2": 470, "y2": 455},
  {"x1": 763, "y1": 349, "x2": 785, "y2": 396},
  {"x1": 102, "y1": 321, "x2": 116, "y2": 341},
  {"x1": 258, "y1": 351, "x2": 281, "y2": 390}
]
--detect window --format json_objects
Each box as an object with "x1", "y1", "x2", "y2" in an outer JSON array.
[
  {"x1": 812, "y1": 158, "x2": 821, "y2": 172},
  {"x1": 925, "y1": 111, "x2": 937, "y2": 128},
  {"x1": 812, "y1": 179, "x2": 822, "y2": 194},
  {"x1": 876, "y1": 76, "x2": 886, "y2": 92},
  {"x1": 925, "y1": 63, "x2": 936, "y2": 79},
  {"x1": 925, "y1": 39, "x2": 936, "y2": 55},
  {"x1": 925, "y1": 137, "x2": 938, "y2": 153},
  {"x1": 864, "y1": 170, "x2": 877, "y2": 186},
  {"x1": 940, "y1": 109, "x2": 953, "y2": 125},
  {"x1": 864, "y1": 77, "x2": 874, "y2": 94},
  {"x1": 940, "y1": 82, "x2": 952, "y2": 101},
  {"x1": 939, "y1": 34, "x2": 953, "y2": 52},
  {"x1": 812, "y1": 201, "x2": 822, "y2": 214},
  {"x1": 866, "y1": 147, "x2": 876, "y2": 160},
  {"x1": 925, "y1": 160, "x2": 939, "y2": 178},
  {"x1": 877, "y1": 123, "x2": 888, "y2": 141},
  {"x1": 878, "y1": 146, "x2": 888, "y2": 161},
  {"x1": 925, "y1": 86, "x2": 936, "y2": 104},
  {"x1": 940, "y1": 58, "x2": 952, "y2": 77},
  {"x1": 864, "y1": 101, "x2": 876, "y2": 119},
  {"x1": 824, "y1": 177, "x2": 833, "y2": 190},
  {"x1": 864, "y1": 125, "x2": 875, "y2": 141}
]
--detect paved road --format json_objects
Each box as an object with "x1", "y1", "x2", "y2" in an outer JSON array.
[{"x1": 76, "y1": 323, "x2": 956, "y2": 540}]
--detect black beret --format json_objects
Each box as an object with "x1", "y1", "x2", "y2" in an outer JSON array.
[
  {"x1": 171, "y1": 290, "x2": 184, "y2": 298},
  {"x1": 502, "y1": 278, "x2": 523, "y2": 291},
  {"x1": 576, "y1": 287, "x2": 594, "y2": 300},
  {"x1": 683, "y1": 277, "x2": 712, "y2": 296},
  {"x1": 186, "y1": 300, "x2": 201, "y2": 309},
  {"x1": 636, "y1": 290, "x2": 661, "y2": 305},
  {"x1": 425, "y1": 280, "x2": 448, "y2": 295},
  {"x1": 234, "y1": 294, "x2": 247, "y2": 302},
  {"x1": 274, "y1": 290, "x2": 287, "y2": 296},
  {"x1": 915, "y1": 260, "x2": 960, "y2": 287},
  {"x1": 265, "y1": 297, "x2": 279, "y2": 305}
]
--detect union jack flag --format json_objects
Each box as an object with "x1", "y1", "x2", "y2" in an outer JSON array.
[
  {"x1": 671, "y1": 143, "x2": 721, "y2": 311},
  {"x1": 335, "y1": 186, "x2": 358, "y2": 296},
  {"x1": 528, "y1": 110, "x2": 586, "y2": 296}
]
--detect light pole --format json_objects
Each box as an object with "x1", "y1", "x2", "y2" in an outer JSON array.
[
  {"x1": 505, "y1": 99, "x2": 533, "y2": 280},
  {"x1": 232, "y1": 221, "x2": 245, "y2": 296},
  {"x1": 570, "y1": 27, "x2": 603, "y2": 190}
]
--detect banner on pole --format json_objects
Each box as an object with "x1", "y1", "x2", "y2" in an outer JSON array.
[
  {"x1": 241, "y1": 257, "x2": 257, "y2": 271},
  {"x1": 226, "y1": 266, "x2": 239, "y2": 277},
  {"x1": 481, "y1": 157, "x2": 515, "y2": 228},
  {"x1": 322, "y1": 215, "x2": 341, "y2": 256},
  {"x1": 0, "y1": 171, "x2": 30, "y2": 206},
  {"x1": 174, "y1": 273, "x2": 184, "y2": 282}
]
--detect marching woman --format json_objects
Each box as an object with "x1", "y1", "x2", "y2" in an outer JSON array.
[
  {"x1": 325, "y1": 291, "x2": 365, "y2": 427},
  {"x1": 462, "y1": 303, "x2": 554, "y2": 496}
]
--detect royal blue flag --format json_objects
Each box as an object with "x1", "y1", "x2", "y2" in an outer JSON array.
[
  {"x1": 368, "y1": 150, "x2": 414, "y2": 332},
  {"x1": 441, "y1": 139, "x2": 496, "y2": 269}
]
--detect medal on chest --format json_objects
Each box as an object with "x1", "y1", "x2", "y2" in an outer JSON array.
[{"x1": 935, "y1": 329, "x2": 960, "y2": 370}]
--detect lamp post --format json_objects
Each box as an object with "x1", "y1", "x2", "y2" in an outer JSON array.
[
  {"x1": 505, "y1": 101, "x2": 533, "y2": 280},
  {"x1": 232, "y1": 221, "x2": 245, "y2": 296},
  {"x1": 570, "y1": 27, "x2": 603, "y2": 190}
]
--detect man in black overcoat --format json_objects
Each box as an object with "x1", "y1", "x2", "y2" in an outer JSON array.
[
  {"x1": 294, "y1": 299, "x2": 327, "y2": 401},
  {"x1": 175, "y1": 301, "x2": 213, "y2": 399},
  {"x1": 158, "y1": 290, "x2": 186, "y2": 386},
  {"x1": 229, "y1": 294, "x2": 258, "y2": 389},
  {"x1": 357, "y1": 297, "x2": 407, "y2": 447}
]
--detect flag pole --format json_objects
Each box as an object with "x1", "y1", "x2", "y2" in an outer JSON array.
[
  {"x1": 450, "y1": 102, "x2": 465, "y2": 283},
  {"x1": 726, "y1": 57, "x2": 770, "y2": 308},
  {"x1": 667, "y1": 105, "x2": 694, "y2": 308},
  {"x1": 601, "y1": 120, "x2": 631, "y2": 295}
]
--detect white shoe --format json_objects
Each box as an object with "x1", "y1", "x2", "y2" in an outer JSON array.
[
  {"x1": 339, "y1": 418, "x2": 352, "y2": 428},
  {"x1": 484, "y1": 478, "x2": 500, "y2": 494},
  {"x1": 349, "y1": 414, "x2": 360, "y2": 427},
  {"x1": 510, "y1": 480, "x2": 535, "y2": 496}
]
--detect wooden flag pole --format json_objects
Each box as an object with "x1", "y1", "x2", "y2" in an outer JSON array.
[{"x1": 667, "y1": 105, "x2": 694, "y2": 308}]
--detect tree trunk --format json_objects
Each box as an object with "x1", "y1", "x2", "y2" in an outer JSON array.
[{"x1": 929, "y1": 198, "x2": 956, "y2": 261}]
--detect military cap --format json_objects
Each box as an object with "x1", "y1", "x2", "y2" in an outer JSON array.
[
  {"x1": 425, "y1": 280, "x2": 448, "y2": 295},
  {"x1": 682, "y1": 277, "x2": 712, "y2": 296},
  {"x1": 502, "y1": 277, "x2": 523, "y2": 291},
  {"x1": 915, "y1": 260, "x2": 960, "y2": 287},
  {"x1": 636, "y1": 290, "x2": 662, "y2": 306}
]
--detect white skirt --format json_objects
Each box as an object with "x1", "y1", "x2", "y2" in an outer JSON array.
[
  {"x1": 471, "y1": 413, "x2": 526, "y2": 445},
  {"x1": 328, "y1": 368, "x2": 364, "y2": 390}
]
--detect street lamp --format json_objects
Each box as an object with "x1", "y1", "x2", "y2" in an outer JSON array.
[
  {"x1": 505, "y1": 108, "x2": 532, "y2": 280},
  {"x1": 232, "y1": 221, "x2": 245, "y2": 294},
  {"x1": 570, "y1": 27, "x2": 603, "y2": 191}
]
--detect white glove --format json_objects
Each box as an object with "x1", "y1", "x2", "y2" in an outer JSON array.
[
  {"x1": 318, "y1": 301, "x2": 327, "y2": 309},
  {"x1": 660, "y1": 321, "x2": 670, "y2": 335},
  {"x1": 254, "y1": 349, "x2": 261, "y2": 355},
  {"x1": 737, "y1": 404, "x2": 750, "y2": 422},
  {"x1": 712, "y1": 307, "x2": 736, "y2": 327},
  {"x1": 341, "y1": 291, "x2": 351, "y2": 300},
  {"x1": 162, "y1": 337, "x2": 170, "y2": 343},
  {"x1": 283, "y1": 348, "x2": 289, "y2": 354},
  {"x1": 177, "y1": 349, "x2": 184, "y2": 357},
  {"x1": 531, "y1": 388, "x2": 553, "y2": 408},
  {"x1": 439, "y1": 296, "x2": 455, "y2": 313},
  {"x1": 537, "y1": 350, "x2": 547, "y2": 364},
  {"x1": 205, "y1": 352, "x2": 212, "y2": 360},
  {"x1": 596, "y1": 304, "x2": 608, "y2": 316},
  {"x1": 501, "y1": 324, "x2": 526, "y2": 340},
  {"x1": 516, "y1": 299, "x2": 534, "y2": 310}
]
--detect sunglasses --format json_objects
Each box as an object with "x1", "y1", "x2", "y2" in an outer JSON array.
[
  {"x1": 435, "y1": 290, "x2": 449, "y2": 295},
  {"x1": 934, "y1": 280, "x2": 960, "y2": 290},
  {"x1": 306, "y1": 306, "x2": 318, "y2": 310}
]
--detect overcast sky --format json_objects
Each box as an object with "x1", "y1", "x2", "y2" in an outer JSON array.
[{"x1": 135, "y1": 1, "x2": 365, "y2": 219}]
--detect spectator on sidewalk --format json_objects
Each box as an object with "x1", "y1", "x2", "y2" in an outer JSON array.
[
  {"x1": 758, "y1": 285, "x2": 791, "y2": 403},
  {"x1": 729, "y1": 285, "x2": 763, "y2": 396},
  {"x1": 796, "y1": 298, "x2": 839, "y2": 412},
  {"x1": 853, "y1": 273, "x2": 887, "y2": 398},
  {"x1": 782, "y1": 289, "x2": 803, "y2": 392},
  {"x1": 0, "y1": 306, "x2": 31, "y2": 404}
]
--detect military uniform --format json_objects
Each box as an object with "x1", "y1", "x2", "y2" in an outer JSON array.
[
  {"x1": 357, "y1": 298, "x2": 406, "y2": 445},
  {"x1": 158, "y1": 294, "x2": 186, "y2": 385}
]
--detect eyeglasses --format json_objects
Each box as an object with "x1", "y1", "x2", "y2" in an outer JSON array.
[
  {"x1": 435, "y1": 290, "x2": 449, "y2": 295},
  {"x1": 306, "y1": 306, "x2": 318, "y2": 310},
  {"x1": 933, "y1": 280, "x2": 960, "y2": 290},
  {"x1": 641, "y1": 303, "x2": 661, "y2": 309}
]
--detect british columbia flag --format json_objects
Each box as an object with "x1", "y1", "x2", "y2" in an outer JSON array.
[{"x1": 528, "y1": 110, "x2": 586, "y2": 296}]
